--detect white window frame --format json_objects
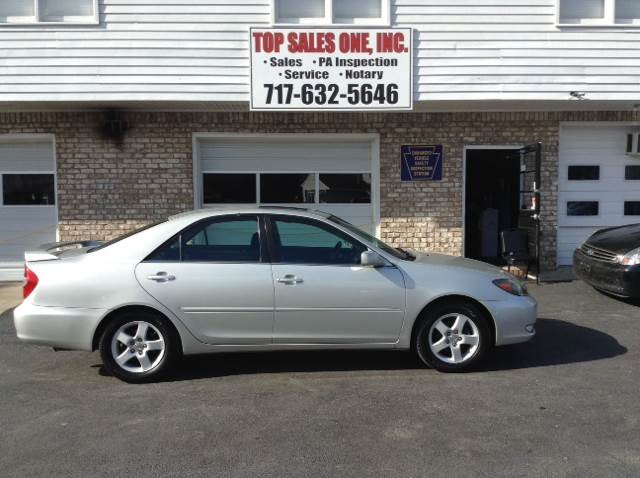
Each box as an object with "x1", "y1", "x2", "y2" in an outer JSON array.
[
  {"x1": 0, "y1": 0, "x2": 99, "y2": 26},
  {"x1": 557, "y1": 0, "x2": 640, "y2": 27},
  {"x1": 272, "y1": 0, "x2": 390, "y2": 26}
]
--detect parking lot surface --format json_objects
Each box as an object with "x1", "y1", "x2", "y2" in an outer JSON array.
[{"x1": 1, "y1": 280, "x2": 638, "y2": 477}]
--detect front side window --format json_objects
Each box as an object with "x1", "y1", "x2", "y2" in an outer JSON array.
[
  {"x1": 271, "y1": 216, "x2": 366, "y2": 265},
  {"x1": 274, "y1": 0, "x2": 388, "y2": 25},
  {"x1": 181, "y1": 217, "x2": 261, "y2": 262},
  {"x1": 0, "y1": 0, "x2": 96, "y2": 24},
  {"x1": 2, "y1": 174, "x2": 55, "y2": 205}
]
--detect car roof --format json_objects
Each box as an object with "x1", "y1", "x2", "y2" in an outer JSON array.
[{"x1": 168, "y1": 206, "x2": 330, "y2": 222}]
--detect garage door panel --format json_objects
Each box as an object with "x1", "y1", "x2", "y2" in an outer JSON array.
[
  {"x1": 198, "y1": 137, "x2": 376, "y2": 235},
  {"x1": 558, "y1": 125, "x2": 640, "y2": 265},
  {"x1": 0, "y1": 141, "x2": 54, "y2": 172},
  {"x1": 560, "y1": 127, "x2": 627, "y2": 150},
  {"x1": 0, "y1": 138, "x2": 57, "y2": 276},
  {"x1": 200, "y1": 140, "x2": 370, "y2": 173}
]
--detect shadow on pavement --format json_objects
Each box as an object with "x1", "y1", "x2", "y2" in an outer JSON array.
[
  {"x1": 483, "y1": 317, "x2": 627, "y2": 371},
  {"x1": 96, "y1": 317, "x2": 627, "y2": 381}
]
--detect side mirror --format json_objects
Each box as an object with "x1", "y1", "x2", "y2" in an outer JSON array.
[{"x1": 361, "y1": 250, "x2": 388, "y2": 268}]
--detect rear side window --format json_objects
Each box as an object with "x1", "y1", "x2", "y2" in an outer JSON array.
[{"x1": 147, "y1": 216, "x2": 262, "y2": 263}]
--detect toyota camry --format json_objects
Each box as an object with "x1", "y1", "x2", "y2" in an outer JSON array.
[{"x1": 14, "y1": 207, "x2": 537, "y2": 382}]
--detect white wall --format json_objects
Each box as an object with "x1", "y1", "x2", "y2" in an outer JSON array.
[{"x1": 1, "y1": 0, "x2": 640, "y2": 104}]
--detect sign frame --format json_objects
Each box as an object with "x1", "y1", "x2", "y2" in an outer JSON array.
[
  {"x1": 249, "y1": 26, "x2": 413, "y2": 112},
  {"x1": 400, "y1": 144, "x2": 444, "y2": 182}
]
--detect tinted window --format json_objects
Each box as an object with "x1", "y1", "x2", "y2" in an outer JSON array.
[
  {"x1": 624, "y1": 201, "x2": 640, "y2": 216},
  {"x1": 260, "y1": 174, "x2": 315, "y2": 203},
  {"x1": 203, "y1": 174, "x2": 256, "y2": 204},
  {"x1": 146, "y1": 237, "x2": 180, "y2": 261},
  {"x1": 568, "y1": 166, "x2": 599, "y2": 181},
  {"x1": 2, "y1": 174, "x2": 55, "y2": 205},
  {"x1": 181, "y1": 217, "x2": 261, "y2": 262},
  {"x1": 319, "y1": 174, "x2": 371, "y2": 204},
  {"x1": 567, "y1": 201, "x2": 599, "y2": 216},
  {"x1": 272, "y1": 216, "x2": 366, "y2": 265},
  {"x1": 625, "y1": 165, "x2": 640, "y2": 180}
]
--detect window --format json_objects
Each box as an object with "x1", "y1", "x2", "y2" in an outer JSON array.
[
  {"x1": 319, "y1": 174, "x2": 371, "y2": 203},
  {"x1": 624, "y1": 201, "x2": 640, "y2": 216},
  {"x1": 203, "y1": 174, "x2": 256, "y2": 204},
  {"x1": 181, "y1": 217, "x2": 261, "y2": 262},
  {"x1": 558, "y1": 0, "x2": 640, "y2": 25},
  {"x1": 617, "y1": 0, "x2": 640, "y2": 23},
  {"x1": 274, "y1": 0, "x2": 389, "y2": 25},
  {"x1": 568, "y1": 165, "x2": 600, "y2": 181},
  {"x1": 202, "y1": 172, "x2": 371, "y2": 205},
  {"x1": 567, "y1": 201, "x2": 599, "y2": 216},
  {"x1": 0, "y1": 0, "x2": 97, "y2": 24},
  {"x1": 626, "y1": 165, "x2": 640, "y2": 180},
  {"x1": 260, "y1": 174, "x2": 315, "y2": 203},
  {"x1": 2, "y1": 174, "x2": 55, "y2": 205},
  {"x1": 271, "y1": 216, "x2": 366, "y2": 264}
]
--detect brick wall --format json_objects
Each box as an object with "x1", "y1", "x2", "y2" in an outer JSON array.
[{"x1": 2, "y1": 110, "x2": 639, "y2": 271}]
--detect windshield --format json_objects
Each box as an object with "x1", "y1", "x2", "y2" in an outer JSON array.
[
  {"x1": 326, "y1": 215, "x2": 415, "y2": 261},
  {"x1": 88, "y1": 221, "x2": 166, "y2": 252}
]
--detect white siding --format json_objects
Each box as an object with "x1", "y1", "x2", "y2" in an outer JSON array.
[
  {"x1": 0, "y1": 0, "x2": 640, "y2": 103},
  {"x1": 557, "y1": 124, "x2": 640, "y2": 265}
]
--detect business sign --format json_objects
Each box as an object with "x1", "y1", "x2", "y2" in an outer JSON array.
[
  {"x1": 250, "y1": 28, "x2": 412, "y2": 111},
  {"x1": 401, "y1": 145, "x2": 443, "y2": 181}
]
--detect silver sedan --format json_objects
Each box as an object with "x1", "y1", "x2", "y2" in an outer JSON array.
[{"x1": 14, "y1": 208, "x2": 537, "y2": 382}]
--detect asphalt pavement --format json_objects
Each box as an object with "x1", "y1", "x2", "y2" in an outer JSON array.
[{"x1": 0, "y1": 280, "x2": 638, "y2": 477}]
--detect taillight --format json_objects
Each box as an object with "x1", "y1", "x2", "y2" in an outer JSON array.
[{"x1": 23, "y1": 266, "x2": 39, "y2": 299}]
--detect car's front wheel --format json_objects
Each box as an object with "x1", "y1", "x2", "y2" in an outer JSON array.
[
  {"x1": 99, "y1": 310, "x2": 179, "y2": 383},
  {"x1": 414, "y1": 301, "x2": 491, "y2": 372}
]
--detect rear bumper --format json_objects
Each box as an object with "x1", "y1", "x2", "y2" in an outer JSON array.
[
  {"x1": 482, "y1": 294, "x2": 537, "y2": 346},
  {"x1": 13, "y1": 302, "x2": 105, "y2": 351},
  {"x1": 574, "y1": 249, "x2": 640, "y2": 298}
]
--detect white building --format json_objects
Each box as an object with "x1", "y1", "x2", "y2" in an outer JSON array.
[{"x1": 1, "y1": 0, "x2": 640, "y2": 280}]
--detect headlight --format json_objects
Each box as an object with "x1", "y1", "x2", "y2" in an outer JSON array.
[
  {"x1": 493, "y1": 278, "x2": 527, "y2": 296},
  {"x1": 618, "y1": 247, "x2": 640, "y2": 266}
]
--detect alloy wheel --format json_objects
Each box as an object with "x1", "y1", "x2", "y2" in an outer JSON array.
[
  {"x1": 428, "y1": 313, "x2": 480, "y2": 364},
  {"x1": 110, "y1": 321, "x2": 166, "y2": 374}
]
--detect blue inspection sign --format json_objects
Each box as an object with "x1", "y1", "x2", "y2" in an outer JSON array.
[{"x1": 400, "y1": 145, "x2": 443, "y2": 181}]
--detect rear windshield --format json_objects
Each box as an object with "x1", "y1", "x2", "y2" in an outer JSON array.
[{"x1": 88, "y1": 221, "x2": 166, "y2": 252}]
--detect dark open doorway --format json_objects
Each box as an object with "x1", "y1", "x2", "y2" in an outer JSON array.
[{"x1": 464, "y1": 148, "x2": 520, "y2": 264}]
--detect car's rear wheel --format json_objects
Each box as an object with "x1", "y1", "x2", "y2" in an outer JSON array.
[
  {"x1": 99, "y1": 310, "x2": 179, "y2": 383},
  {"x1": 414, "y1": 301, "x2": 490, "y2": 372}
]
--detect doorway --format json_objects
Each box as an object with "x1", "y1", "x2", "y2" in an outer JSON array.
[{"x1": 464, "y1": 148, "x2": 521, "y2": 264}]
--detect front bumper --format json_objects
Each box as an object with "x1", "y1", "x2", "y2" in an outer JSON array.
[
  {"x1": 574, "y1": 249, "x2": 640, "y2": 298},
  {"x1": 13, "y1": 302, "x2": 105, "y2": 351},
  {"x1": 482, "y1": 294, "x2": 537, "y2": 346}
]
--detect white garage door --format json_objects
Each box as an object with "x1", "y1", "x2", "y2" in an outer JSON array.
[
  {"x1": 196, "y1": 136, "x2": 377, "y2": 233},
  {"x1": 0, "y1": 138, "x2": 57, "y2": 281},
  {"x1": 558, "y1": 124, "x2": 640, "y2": 265}
]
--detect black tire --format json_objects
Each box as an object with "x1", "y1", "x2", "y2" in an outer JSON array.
[
  {"x1": 99, "y1": 310, "x2": 180, "y2": 383},
  {"x1": 414, "y1": 301, "x2": 491, "y2": 372}
]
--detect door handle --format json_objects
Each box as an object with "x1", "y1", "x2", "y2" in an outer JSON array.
[
  {"x1": 277, "y1": 274, "x2": 304, "y2": 285},
  {"x1": 147, "y1": 271, "x2": 176, "y2": 283}
]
